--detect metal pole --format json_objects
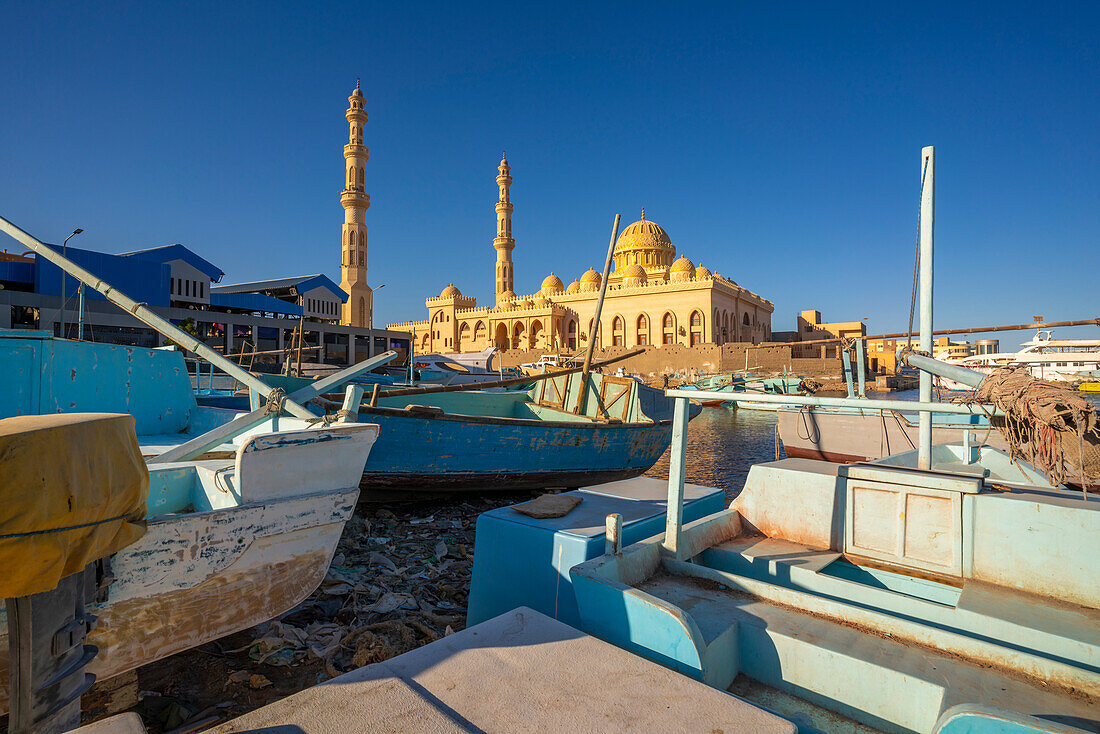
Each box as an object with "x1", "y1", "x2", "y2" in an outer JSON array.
[
  {"x1": 59, "y1": 229, "x2": 82, "y2": 337},
  {"x1": 0, "y1": 215, "x2": 316, "y2": 419},
  {"x1": 665, "y1": 387, "x2": 996, "y2": 416},
  {"x1": 76, "y1": 283, "x2": 85, "y2": 340},
  {"x1": 918, "y1": 146, "x2": 935, "y2": 470},
  {"x1": 855, "y1": 337, "x2": 866, "y2": 398},
  {"x1": 663, "y1": 396, "x2": 691, "y2": 561},
  {"x1": 581, "y1": 214, "x2": 621, "y2": 376}
]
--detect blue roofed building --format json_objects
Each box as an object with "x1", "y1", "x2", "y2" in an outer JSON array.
[{"x1": 0, "y1": 241, "x2": 408, "y2": 366}]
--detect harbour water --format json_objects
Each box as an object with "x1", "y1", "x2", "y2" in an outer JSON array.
[{"x1": 644, "y1": 389, "x2": 1100, "y2": 502}]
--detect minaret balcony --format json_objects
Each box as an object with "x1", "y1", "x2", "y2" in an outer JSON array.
[
  {"x1": 341, "y1": 190, "x2": 371, "y2": 208},
  {"x1": 344, "y1": 144, "x2": 370, "y2": 159}
]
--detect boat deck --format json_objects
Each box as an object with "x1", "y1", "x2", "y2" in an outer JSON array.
[{"x1": 636, "y1": 571, "x2": 1099, "y2": 733}]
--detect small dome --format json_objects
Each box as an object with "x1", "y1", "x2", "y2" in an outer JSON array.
[
  {"x1": 580, "y1": 268, "x2": 601, "y2": 284},
  {"x1": 440, "y1": 283, "x2": 462, "y2": 298},
  {"x1": 694, "y1": 265, "x2": 712, "y2": 279},
  {"x1": 565, "y1": 280, "x2": 580, "y2": 294},
  {"x1": 520, "y1": 298, "x2": 535, "y2": 307},
  {"x1": 534, "y1": 295, "x2": 549, "y2": 307},
  {"x1": 670, "y1": 256, "x2": 695, "y2": 273},
  {"x1": 621, "y1": 263, "x2": 647, "y2": 279},
  {"x1": 541, "y1": 272, "x2": 564, "y2": 293}
]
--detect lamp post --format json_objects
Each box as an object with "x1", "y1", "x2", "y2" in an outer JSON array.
[
  {"x1": 367, "y1": 283, "x2": 386, "y2": 358},
  {"x1": 59, "y1": 229, "x2": 83, "y2": 337}
]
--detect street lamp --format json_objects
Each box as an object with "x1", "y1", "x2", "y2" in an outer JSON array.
[
  {"x1": 60, "y1": 229, "x2": 83, "y2": 337},
  {"x1": 368, "y1": 284, "x2": 386, "y2": 358}
]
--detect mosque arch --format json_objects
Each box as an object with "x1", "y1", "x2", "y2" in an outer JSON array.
[
  {"x1": 636, "y1": 313, "x2": 650, "y2": 346},
  {"x1": 358, "y1": 297, "x2": 366, "y2": 327},
  {"x1": 459, "y1": 321, "x2": 471, "y2": 349},
  {"x1": 530, "y1": 319, "x2": 544, "y2": 350},
  {"x1": 611, "y1": 315, "x2": 625, "y2": 347},
  {"x1": 662, "y1": 311, "x2": 676, "y2": 345},
  {"x1": 512, "y1": 321, "x2": 526, "y2": 350},
  {"x1": 494, "y1": 322, "x2": 509, "y2": 350},
  {"x1": 357, "y1": 167, "x2": 365, "y2": 189},
  {"x1": 689, "y1": 309, "x2": 704, "y2": 346},
  {"x1": 566, "y1": 319, "x2": 577, "y2": 351},
  {"x1": 474, "y1": 320, "x2": 487, "y2": 345}
]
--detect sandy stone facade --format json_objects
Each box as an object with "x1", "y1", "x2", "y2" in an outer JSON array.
[{"x1": 388, "y1": 157, "x2": 774, "y2": 354}]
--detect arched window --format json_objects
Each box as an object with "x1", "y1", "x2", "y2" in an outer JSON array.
[
  {"x1": 348, "y1": 167, "x2": 354, "y2": 188},
  {"x1": 611, "y1": 316, "x2": 625, "y2": 347},
  {"x1": 474, "y1": 321, "x2": 487, "y2": 344},
  {"x1": 349, "y1": 230, "x2": 355, "y2": 248},
  {"x1": 636, "y1": 314, "x2": 649, "y2": 346},
  {"x1": 459, "y1": 322, "x2": 470, "y2": 349},
  {"x1": 689, "y1": 310, "x2": 703, "y2": 346},
  {"x1": 358, "y1": 297, "x2": 366, "y2": 326},
  {"x1": 662, "y1": 312, "x2": 675, "y2": 345},
  {"x1": 566, "y1": 320, "x2": 577, "y2": 350},
  {"x1": 357, "y1": 167, "x2": 365, "y2": 189},
  {"x1": 743, "y1": 312, "x2": 750, "y2": 326}
]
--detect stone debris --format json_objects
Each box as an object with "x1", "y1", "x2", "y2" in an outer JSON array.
[
  {"x1": 114, "y1": 490, "x2": 556, "y2": 732},
  {"x1": 512, "y1": 493, "x2": 583, "y2": 519}
]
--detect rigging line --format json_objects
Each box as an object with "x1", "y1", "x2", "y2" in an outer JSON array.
[{"x1": 905, "y1": 157, "x2": 930, "y2": 355}]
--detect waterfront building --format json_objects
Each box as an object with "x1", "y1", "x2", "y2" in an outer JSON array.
[
  {"x1": 770, "y1": 310, "x2": 867, "y2": 359},
  {"x1": 388, "y1": 156, "x2": 774, "y2": 353}
]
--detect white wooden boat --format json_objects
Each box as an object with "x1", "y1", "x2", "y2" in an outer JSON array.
[{"x1": 0, "y1": 421, "x2": 379, "y2": 713}]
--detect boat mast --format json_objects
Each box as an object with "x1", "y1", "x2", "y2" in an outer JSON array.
[{"x1": 918, "y1": 146, "x2": 935, "y2": 469}]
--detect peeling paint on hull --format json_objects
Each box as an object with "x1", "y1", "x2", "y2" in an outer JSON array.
[{"x1": 0, "y1": 490, "x2": 356, "y2": 713}]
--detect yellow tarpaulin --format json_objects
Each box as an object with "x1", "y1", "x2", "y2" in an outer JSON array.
[{"x1": 0, "y1": 413, "x2": 148, "y2": 598}]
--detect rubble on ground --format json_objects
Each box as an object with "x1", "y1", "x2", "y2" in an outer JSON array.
[{"x1": 104, "y1": 489, "x2": 550, "y2": 732}]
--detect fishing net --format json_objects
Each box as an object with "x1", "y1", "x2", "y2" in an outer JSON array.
[{"x1": 962, "y1": 367, "x2": 1100, "y2": 490}]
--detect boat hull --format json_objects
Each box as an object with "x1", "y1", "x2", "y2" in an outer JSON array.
[
  {"x1": 777, "y1": 406, "x2": 1008, "y2": 463},
  {"x1": 0, "y1": 487, "x2": 358, "y2": 713},
  {"x1": 355, "y1": 406, "x2": 674, "y2": 492}
]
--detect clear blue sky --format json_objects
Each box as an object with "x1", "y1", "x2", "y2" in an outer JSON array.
[{"x1": 2, "y1": 1, "x2": 1097, "y2": 340}]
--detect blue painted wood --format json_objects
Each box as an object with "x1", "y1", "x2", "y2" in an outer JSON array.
[{"x1": 467, "y1": 478, "x2": 726, "y2": 628}]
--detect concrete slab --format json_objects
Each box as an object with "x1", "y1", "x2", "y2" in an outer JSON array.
[{"x1": 209, "y1": 607, "x2": 796, "y2": 733}]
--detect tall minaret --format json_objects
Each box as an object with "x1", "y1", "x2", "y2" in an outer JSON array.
[
  {"x1": 340, "y1": 80, "x2": 372, "y2": 328},
  {"x1": 493, "y1": 153, "x2": 515, "y2": 306}
]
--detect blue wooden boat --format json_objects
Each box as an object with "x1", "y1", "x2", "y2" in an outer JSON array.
[{"x1": 251, "y1": 368, "x2": 690, "y2": 493}]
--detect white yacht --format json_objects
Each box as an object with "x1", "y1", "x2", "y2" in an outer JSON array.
[{"x1": 937, "y1": 329, "x2": 1100, "y2": 389}]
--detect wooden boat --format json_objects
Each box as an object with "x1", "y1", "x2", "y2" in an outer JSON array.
[
  {"x1": 776, "y1": 404, "x2": 1009, "y2": 462},
  {"x1": 250, "y1": 368, "x2": 690, "y2": 493},
  {"x1": 0, "y1": 330, "x2": 383, "y2": 711}
]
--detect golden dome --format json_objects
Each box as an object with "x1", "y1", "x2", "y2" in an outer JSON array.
[
  {"x1": 520, "y1": 298, "x2": 535, "y2": 307},
  {"x1": 440, "y1": 283, "x2": 462, "y2": 298},
  {"x1": 566, "y1": 280, "x2": 580, "y2": 294},
  {"x1": 694, "y1": 264, "x2": 712, "y2": 279},
  {"x1": 621, "y1": 263, "x2": 647, "y2": 281},
  {"x1": 580, "y1": 267, "x2": 601, "y2": 284},
  {"x1": 670, "y1": 256, "x2": 695, "y2": 273},
  {"x1": 613, "y1": 210, "x2": 675, "y2": 270},
  {"x1": 541, "y1": 272, "x2": 564, "y2": 293},
  {"x1": 499, "y1": 289, "x2": 517, "y2": 301}
]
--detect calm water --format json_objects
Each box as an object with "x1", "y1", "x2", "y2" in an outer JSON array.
[{"x1": 643, "y1": 388, "x2": 1100, "y2": 502}]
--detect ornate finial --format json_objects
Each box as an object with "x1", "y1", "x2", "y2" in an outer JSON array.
[
  {"x1": 641, "y1": 207, "x2": 646, "y2": 220},
  {"x1": 356, "y1": 78, "x2": 360, "y2": 90}
]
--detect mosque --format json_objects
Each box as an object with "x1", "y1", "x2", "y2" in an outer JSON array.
[{"x1": 386, "y1": 156, "x2": 774, "y2": 355}]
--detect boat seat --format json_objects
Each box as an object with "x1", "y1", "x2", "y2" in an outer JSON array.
[{"x1": 637, "y1": 573, "x2": 1099, "y2": 733}]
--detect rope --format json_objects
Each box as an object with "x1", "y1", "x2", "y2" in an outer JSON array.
[
  {"x1": 958, "y1": 367, "x2": 1099, "y2": 492},
  {"x1": 305, "y1": 409, "x2": 354, "y2": 427},
  {"x1": 264, "y1": 387, "x2": 286, "y2": 415}
]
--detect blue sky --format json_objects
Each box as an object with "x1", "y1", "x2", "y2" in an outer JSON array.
[{"x1": 2, "y1": 1, "x2": 1097, "y2": 340}]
